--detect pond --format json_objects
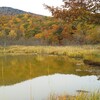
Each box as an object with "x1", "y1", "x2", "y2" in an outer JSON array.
[{"x1": 0, "y1": 55, "x2": 100, "y2": 100}]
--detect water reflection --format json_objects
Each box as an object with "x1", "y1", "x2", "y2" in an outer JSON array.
[
  {"x1": 0, "y1": 55, "x2": 100, "y2": 85},
  {"x1": 0, "y1": 74, "x2": 100, "y2": 100}
]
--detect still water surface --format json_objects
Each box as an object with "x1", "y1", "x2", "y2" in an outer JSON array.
[{"x1": 0, "y1": 55, "x2": 100, "y2": 100}]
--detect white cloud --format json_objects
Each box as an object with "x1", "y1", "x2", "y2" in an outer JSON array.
[{"x1": 0, "y1": 0, "x2": 63, "y2": 16}]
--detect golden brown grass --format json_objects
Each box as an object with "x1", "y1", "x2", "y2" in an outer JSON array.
[
  {"x1": 0, "y1": 45, "x2": 99, "y2": 55},
  {"x1": 0, "y1": 45, "x2": 100, "y2": 62},
  {"x1": 48, "y1": 92, "x2": 100, "y2": 100}
]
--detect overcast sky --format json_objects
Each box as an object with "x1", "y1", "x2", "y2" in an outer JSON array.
[{"x1": 0, "y1": 0, "x2": 63, "y2": 16}]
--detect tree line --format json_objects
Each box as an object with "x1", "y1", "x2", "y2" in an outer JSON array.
[{"x1": 0, "y1": 0, "x2": 100, "y2": 45}]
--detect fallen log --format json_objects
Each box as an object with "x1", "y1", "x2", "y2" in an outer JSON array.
[{"x1": 83, "y1": 60, "x2": 100, "y2": 66}]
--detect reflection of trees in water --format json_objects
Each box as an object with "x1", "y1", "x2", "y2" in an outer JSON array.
[
  {"x1": 0, "y1": 55, "x2": 99, "y2": 86},
  {"x1": 1, "y1": 59, "x2": 4, "y2": 85}
]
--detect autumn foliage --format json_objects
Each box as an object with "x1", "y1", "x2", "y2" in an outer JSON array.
[{"x1": 0, "y1": 0, "x2": 100, "y2": 45}]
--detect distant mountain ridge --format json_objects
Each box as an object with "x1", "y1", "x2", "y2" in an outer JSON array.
[{"x1": 0, "y1": 7, "x2": 35, "y2": 15}]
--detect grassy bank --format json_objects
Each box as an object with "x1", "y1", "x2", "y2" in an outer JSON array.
[
  {"x1": 0, "y1": 45, "x2": 100, "y2": 63},
  {"x1": 49, "y1": 92, "x2": 100, "y2": 100}
]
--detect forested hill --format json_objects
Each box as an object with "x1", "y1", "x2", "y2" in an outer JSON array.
[
  {"x1": 0, "y1": 7, "x2": 44, "y2": 17},
  {"x1": 0, "y1": 7, "x2": 41, "y2": 16},
  {"x1": 0, "y1": 7, "x2": 28, "y2": 15},
  {"x1": 0, "y1": 7, "x2": 100, "y2": 45}
]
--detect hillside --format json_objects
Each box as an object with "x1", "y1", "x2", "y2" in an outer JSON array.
[
  {"x1": 0, "y1": 7, "x2": 41, "y2": 16},
  {"x1": 0, "y1": 7, "x2": 100, "y2": 45},
  {"x1": 0, "y1": 7, "x2": 28, "y2": 15}
]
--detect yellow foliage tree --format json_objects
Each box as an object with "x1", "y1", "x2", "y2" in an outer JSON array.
[{"x1": 8, "y1": 30, "x2": 17, "y2": 39}]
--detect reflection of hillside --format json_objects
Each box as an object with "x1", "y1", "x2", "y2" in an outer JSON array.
[{"x1": 0, "y1": 55, "x2": 98, "y2": 85}]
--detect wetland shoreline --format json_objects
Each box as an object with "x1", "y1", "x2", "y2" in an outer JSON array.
[{"x1": 0, "y1": 45, "x2": 100, "y2": 65}]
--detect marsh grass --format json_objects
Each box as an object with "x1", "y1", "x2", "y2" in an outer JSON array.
[
  {"x1": 0, "y1": 45, "x2": 100, "y2": 62},
  {"x1": 75, "y1": 91, "x2": 100, "y2": 100},
  {"x1": 48, "y1": 92, "x2": 100, "y2": 100}
]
